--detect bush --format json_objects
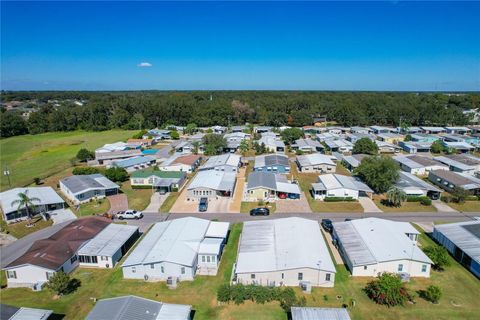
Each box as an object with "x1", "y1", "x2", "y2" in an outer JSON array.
[
  {"x1": 46, "y1": 271, "x2": 80, "y2": 295},
  {"x1": 217, "y1": 284, "x2": 232, "y2": 302},
  {"x1": 324, "y1": 197, "x2": 356, "y2": 202},
  {"x1": 364, "y1": 273, "x2": 411, "y2": 307},
  {"x1": 440, "y1": 195, "x2": 452, "y2": 203},
  {"x1": 170, "y1": 131, "x2": 180, "y2": 140},
  {"x1": 420, "y1": 197, "x2": 432, "y2": 206},
  {"x1": 33, "y1": 177, "x2": 42, "y2": 185},
  {"x1": 423, "y1": 246, "x2": 450, "y2": 271},
  {"x1": 104, "y1": 167, "x2": 129, "y2": 182},
  {"x1": 422, "y1": 285, "x2": 442, "y2": 304},
  {"x1": 132, "y1": 130, "x2": 147, "y2": 139},
  {"x1": 72, "y1": 166, "x2": 100, "y2": 175},
  {"x1": 76, "y1": 148, "x2": 95, "y2": 162}
]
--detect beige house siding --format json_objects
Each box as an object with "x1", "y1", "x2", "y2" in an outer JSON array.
[
  {"x1": 247, "y1": 187, "x2": 275, "y2": 201},
  {"x1": 298, "y1": 163, "x2": 336, "y2": 173},
  {"x1": 350, "y1": 259, "x2": 430, "y2": 278},
  {"x1": 236, "y1": 267, "x2": 335, "y2": 287}
]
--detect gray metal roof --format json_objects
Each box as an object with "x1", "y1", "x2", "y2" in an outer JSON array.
[
  {"x1": 312, "y1": 174, "x2": 373, "y2": 193},
  {"x1": 292, "y1": 138, "x2": 323, "y2": 150},
  {"x1": 236, "y1": 217, "x2": 336, "y2": 274},
  {"x1": 254, "y1": 154, "x2": 289, "y2": 169},
  {"x1": 341, "y1": 154, "x2": 367, "y2": 168},
  {"x1": 78, "y1": 223, "x2": 138, "y2": 257},
  {"x1": 430, "y1": 170, "x2": 480, "y2": 190},
  {"x1": 393, "y1": 155, "x2": 447, "y2": 170},
  {"x1": 247, "y1": 172, "x2": 301, "y2": 194},
  {"x1": 333, "y1": 218, "x2": 431, "y2": 267},
  {"x1": 434, "y1": 156, "x2": 476, "y2": 171},
  {"x1": 395, "y1": 171, "x2": 441, "y2": 193},
  {"x1": 434, "y1": 221, "x2": 480, "y2": 264},
  {"x1": 0, "y1": 187, "x2": 65, "y2": 215},
  {"x1": 188, "y1": 170, "x2": 236, "y2": 192},
  {"x1": 1, "y1": 304, "x2": 53, "y2": 320},
  {"x1": 112, "y1": 156, "x2": 155, "y2": 169},
  {"x1": 200, "y1": 154, "x2": 241, "y2": 170},
  {"x1": 60, "y1": 174, "x2": 119, "y2": 195},
  {"x1": 291, "y1": 307, "x2": 351, "y2": 320},
  {"x1": 85, "y1": 295, "x2": 191, "y2": 320}
]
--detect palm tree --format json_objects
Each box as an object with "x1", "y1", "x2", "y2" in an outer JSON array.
[
  {"x1": 10, "y1": 190, "x2": 41, "y2": 224},
  {"x1": 192, "y1": 141, "x2": 200, "y2": 155},
  {"x1": 386, "y1": 187, "x2": 407, "y2": 207},
  {"x1": 239, "y1": 139, "x2": 249, "y2": 156}
]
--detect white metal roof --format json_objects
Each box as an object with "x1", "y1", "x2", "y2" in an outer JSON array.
[
  {"x1": 333, "y1": 218, "x2": 431, "y2": 267},
  {"x1": 187, "y1": 170, "x2": 236, "y2": 192},
  {"x1": 78, "y1": 223, "x2": 138, "y2": 257},
  {"x1": 434, "y1": 220, "x2": 480, "y2": 264},
  {"x1": 205, "y1": 221, "x2": 230, "y2": 238},
  {"x1": 122, "y1": 217, "x2": 227, "y2": 267},
  {"x1": 235, "y1": 217, "x2": 336, "y2": 274},
  {"x1": 0, "y1": 187, "x2": 65, "y2": 215},
  {"x1": 200, "y1": 154, "x2": 240, "y2": 170},
  {"x1": 9, "y1": 307, "x2": 53, "y2": 320},
  {"x1": 198, "y1": 238, "x2": 223, "y2": 255},
  {"x1": 296, "y1": 154, "x2": 335, "y2": 167},
  {"x1": 312, "y1": 174, "x2": 372, "y2": 193},
  {"x1": 291, "y1": 307, "x2": 351, "y2": 320}
]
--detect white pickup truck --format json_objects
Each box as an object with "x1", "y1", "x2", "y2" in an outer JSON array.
[{"x1": 116, "y1": 209, "x2": 143, "y2": 220}]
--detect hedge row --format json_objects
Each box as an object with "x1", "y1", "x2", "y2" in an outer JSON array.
[
  {"x1": 324, "y1": 197, "x2": 356, "y2": 202},
  {"x1": 406, "y1": 196, "x2": 432, "y2": 206}
]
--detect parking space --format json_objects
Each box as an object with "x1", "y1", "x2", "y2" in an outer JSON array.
[
  {"x1": 276, "y1": 192, "x2": 312, "y2": 213},
  {"x1": 108, "y1": 194, "x2": 128, "y2": 214},
  {"x1": 358, "y1": 197, "x2": 382, "y2": 213}
]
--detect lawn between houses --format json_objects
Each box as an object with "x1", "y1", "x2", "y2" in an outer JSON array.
[
  {"x1": 1, "y1": 222, "x2": 479, "y2": 319},
  {"x1": 0, "y1": 130, "x2": 136, "y2": 191},
  {"x1": 373, "y1": 195, "x2": 437, "y2": 213}
]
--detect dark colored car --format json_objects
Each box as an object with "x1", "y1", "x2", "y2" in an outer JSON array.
[
  {"x1": 321, "y1": 219, "x2": 333, "y2": 233},
  {"x1": 250, "y1": 207, "x2": 270, "y2": 216},
  {"x1": 199, "y1": 198, "x2": 208, "y2": 212},
  {"x1": 344, "y1": 218, "x2": 353, "y2": 222}
]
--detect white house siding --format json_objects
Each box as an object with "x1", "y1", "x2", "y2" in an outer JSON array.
[
  {"x1": 160, "y1": 164, "x2": 193, "y2": 173},
  {"x1": 123, "y1": 261, "x2": 196, "y2": 282},
  {"x1": 236, "y1": 268, "x2": 335, "y2": 287},
  {"x1": 197, "y1": 254, "x2": 220, "y2": 276},
  {"x1": 298, "y1": 164, "x2": 336, "y2": 174},
  {"x1": 188, "y1": 187, "x2": 223, "y2": 200},
  {"x1": 59, "y1": 182, "x2": 106, "y2": 205},
  {"x1": 314, "y1": 188, "x2": 359, "y2": 200},
  {"x1": 350, "y1": 259, "x2": 430, "y2": 278}
]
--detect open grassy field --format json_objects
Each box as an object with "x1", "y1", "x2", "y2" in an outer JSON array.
[{"x1": 0, "y1": 130, "x2": 136, "y2": 191}]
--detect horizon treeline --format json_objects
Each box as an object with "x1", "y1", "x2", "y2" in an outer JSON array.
[{"x1": 0, "y1": 91, "x2": 478, "y2": 138}]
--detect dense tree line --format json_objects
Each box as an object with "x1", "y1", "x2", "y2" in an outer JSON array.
[{"x1": 1, "y1": 91, "x2": 478, "y2": 138}]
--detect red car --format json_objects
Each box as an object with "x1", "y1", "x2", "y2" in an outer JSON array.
[{"x1": 278, "y1": 192, "x2": 287, "y2": 199}]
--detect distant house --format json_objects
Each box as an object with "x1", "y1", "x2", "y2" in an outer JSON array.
[
  {"x1": 253, "y1": 154, "x2": 290, "y2": 173},
  {"x1": 315, "y1": 132, "x2": 340, "y2": 142},
  {"x1": 333, "y1": 218, "x2": 432, "y2": 277},
  {"x1": 311, "y1": 174, "x2": 373, "y2": 200},
  {"x1": 375, "y1": 140, "x2": 402, "y2": 153},
  {"x1": 94, "y1": 149, "x2": 143, "y2": 165},
  {"x1": 231, "y1": 125, "x2": 247, "y2": 133},
  {"x1": 144, "y1": 129, "x2": 171, "y2": 141},
  {"x1": 396, "y1": 126, "x2": 422, "y2": 134},
  {"x1": 187, "y1": 170, "x2": 237, "y2": 200},
  {"x1": 410, "y1": 133, "x2": 441, "y2": 143},
  {"x1": 234, "y1": 218, "x2": 336, "y2": 287},
  {"x1": 291, "y1": 307, "x2": 351, "y2": 320},
  {"x1": 324, "y1": 139, "x2": 353, "y2": 153},
  {"x1": 246, "y1": 172, "x2": 301, "y2": 201},
  {"x1": 428, "y1": 170, "x2": 480, "y2": 195},
  {"x1": 434, "y1": 154, "x2": 480, "y2": 175},
  {"x1": 291, "y1": 138, "x2": 323, "y2": 153},
  {"x1": 442, "y1": 134, "x2": 479, "y2": 145},
  {"x1": 350, "y1": 126, "x2": 372, "y2": 134},
  {"x1": 393, "y1": 155, "x2": 448, "y2": 175},
  {"x1": 199, "y1": 154, "x2": 241, "y2": 172},
  {"x1": 376, "y1": 133, "x2": 405, "y2": 144},
  {"x1": 420, "y1": 126, "x2": 446, "y2": 134},
  {"x1": 223, "y1": 132, "x2": 249, "y2": 153},
  {"x1": 130, "y1": 171, "x2": 187, "y2": 193},
  {"x1": 0, "y1": 187, "x2": 65, "y2": 223},
  {"x1": 188, "y1": 132, "x2": 205, "y2": 142},
  {"x1": 108, "y1": 155, "x2": 156, "y2": 172},
  {"x1": 159, "y1": 154, "x2": 202, "y2": 173},
  {"x1": 395, "y1": 171, "x2": 442, "y2": 200},
  {"x1": 442, "y1": 141, "x2": 475, "y2": 153},
  {"x1": 369, "y1": 126, "x2": 396, "y2": 134},
  {"x1": 122, "y1": 217, "x2": 229, "y2": 280},
  {"x1": 399, "y1": 141, "x2": 432, "y2": 154},
  {"x1": 95, "y1": 142, "x2": 138, "y2": 153},
  {"x1": 296, "y1": 154, "x2": 336, "y2": 173},
  {"x1": 85, "y1": 296, "x2": 191, "y2": 320},
  {"x1": 127, "y1": 138, "x2": 154, "y2": 147},
  {"x1": 346, "y1": 132, "x2": 375, "y2": 144},
  {"x1": 445, "y1": 126, "x2": 471, "y2": 135},
  {"x1": 312, "y1": 115, "x2": 327, "y2": 126},
  {"x1": 254, "y1": 126, "x2": 273, "y2": 134},
  {"x1": 175, "y1": 141, "x2": 195, "y2": 154},
  {"x1": 59, "y1": 174, "x2": 120, "y2": 204},
  {"x1": 2, "y1": 217, "x2": 136, "y2": 289},
  {"x1": 432, "y1": 220, "x2": 480, "y2": 278},
  {"x1": 0, "y1": 304, "x2": 53, "y2": 320},
  {"x1": 211, "y1": 125, "x2": 227, "y2": 134},
  {"x1": 258, "y1": 133, "x2": 285, "y2": 153},
  {"x1": 341, "y1": 154, "x2": 368, "y2": 172}
]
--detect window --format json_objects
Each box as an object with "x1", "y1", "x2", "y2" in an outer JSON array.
[
  {"x1": 150, "y1": 264, "x2": 155, "y2": 269},
  {"x1": 6, "y1": 270, "x2": 16, "y2": 279},
  {"x1": 364, "y1": 265, "x2": 367, "y2": 270},
  {"x1": 281, "y1": 273, "x2": 284, "y2": 279},
  {"x1": 422, "y1": 265, "x2": 427, "y2": 272},
  {"x1": 79, "y1": 255, "x2": 98, "y2": 264},
  {"x1": 207, "y1": 256, "x2": 211, "y2": 263},
  {"x1": 46, "y1": 272, "x2": 54, "y2": 280},
  {"x1": 325, "y1": 273, "x2": 331, "y2": 281},
  {"x1": 202, "y1": 256, "x2": 205, "y2": 262},
  {"x1": 70, "y1": 255, "x2": 78, "y2": 264},
  {"x1": 161, "y1": 266, "x2": 164, "y2": 273},
  {"x1": 131, "y1": 267, "x2": 136, "y2": 273},
  {"x1": 398, "y1": 264, "x2": 403, "y2": 272},
  {"x1": 181, "y1": 267, "x2": 185, "y2": 274},
  {"x1": 251, "y1": 274, "x2": 256, "y2": 279},
  {"x1": 298, "y1": 273, "x2": 303, "y2": 280},
  {"x1": 101, "y1": 256, "x2": 108, "y2": 261},
  {"x1": 212, "y1": 256, "x2": 216, "y2": 262}
]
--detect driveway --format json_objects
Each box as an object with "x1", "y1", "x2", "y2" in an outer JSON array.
[
  {"x1": 358, "y1": 197, "x2": 383, "y2": 213},
  {"x1": 276, "y1": 192, "x2": 312, "y2": 213},
  {"x1": 432, "y1": 200, "x2": 458, "y2": 213},
  {"x1": 321, "y1": 228, "x2": 343, "y2": 265},
  {"x1": 49, "y1": 208, "x2": 77, "y2": 225},
  {"x1": 119, "y1": 212, "x2": 168, "y2": 233},
  {"x1": 229, "y1": 167, "x2": 246, "y2": 213},
  {"x1": 108, "y1": 194, "x2": 128, "y2": 214},
  {"x1": 144, "y1": 193, "x2": 169, "y2": 213}
]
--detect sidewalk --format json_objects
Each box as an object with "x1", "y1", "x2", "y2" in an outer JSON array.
[
  {"x1": 321, "y1": 228, "x2": 343, "y2": 265},
  {"x1": 229, "y1": 167, "x2": 246, "y2": 212}
]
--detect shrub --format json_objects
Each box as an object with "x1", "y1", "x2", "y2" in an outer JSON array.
[
  {"x1": 33, "y1": 177, "x2": 42, "y2": 185},
  {"x1": 132, "y1": 130, "x2": 147, "y2": 139},
  {"x1": 76, "y1": 148, "x2": 95, "y2": 162},
  {"x1": 217, "y1": 284, "x2": 231, "y2": 302},
  {"x1": 422, "y1": 285, "x2": 442, "y2": 304},
  {"x1": 46, "y1": 271, "x2": 80, "y2": 296},
  {"x1": 170, "y1": 131, "x2": 180, "y2": 140},
  {"x1": 324, "y1": 197, "x2": 356, "y2": 202},
  {"x1": 364, "y1": 273, "x2": 410, "y2": 307},
  {"x1": 423, "y1": 246, "x2": 450, "y2": 271},
  {"x1": 295, "y1": 149, "x2": 304, "y2": 155},
  {"x1": 406, "y1": 196, "x2": 430, "y2": 202},
  {"x1": 420, "y1": 197, "x2": 432, "y2": 206},
  {"x1": 104, "y1": 167, "x2": 129, "y2": 182},
  {"x1": 441, "y1": 195, "x2": 452, "y2": 203},
  {"x1": 72, "y1": 167, "x2": 100, "y2": 175}
]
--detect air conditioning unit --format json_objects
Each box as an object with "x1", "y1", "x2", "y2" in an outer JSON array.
[{"x1": 299, "y1": 281, "x2": 312, "y2": 294}]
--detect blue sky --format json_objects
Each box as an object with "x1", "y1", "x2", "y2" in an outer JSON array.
[{"x1": 1, "y1": 1, "x2": 479, "y2": 91}]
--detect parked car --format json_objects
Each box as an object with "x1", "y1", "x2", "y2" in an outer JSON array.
[
  {"x1": 278, "y1": 192, "x2": 287, "y2": 199},
  {"x1": 199, "y1": 197, "x2": 208, "y2": 212},
  {"x1": 288, "y1": 193, "x2": 300, "y2": 199},
  {"x1": 116, "y1": 210, "x2": 143, "y2": 220},
  {"x1": 321, "y1": 219, "x2": 333, "y2": 233},
  {"x1": 344, "y1": 218, "x2": 353, "y2": 222},
  {"x1": 250, "y1": 207, "x2": 270, "y2": 216}
]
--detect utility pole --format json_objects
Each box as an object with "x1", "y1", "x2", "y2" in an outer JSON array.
[{"x1": 3, "y1": 164, "x2": 11, "y2": 187}]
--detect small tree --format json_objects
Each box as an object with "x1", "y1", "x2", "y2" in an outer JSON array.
[
  {"x1": 364, "y1": 273, "x2": 410, "y2": 307},
  {"x1": 280, "y1": 128, "x2": 304, "y2": 145},
  {"x1": 278, "y1": 287, "x2": 298, "y2": 313},
  {"x1": 76, "y1": 148, "x2": 95, "y2": 162},
  {"x1": 46, "y1": 271, "x2": 71, "y2": 296},
  {"x1": 184, "y1": 123, "x2": 197, "y2": 135},
  {"x1": 423, "y1": 285, "x2": 442, "y2": 304},
  {"x1": 353, "y1": 137, "x2": 378, "y2": 155},
  {"x1": 239, "y1": 139, "x2": 249, "y2": 155},
  {"x1": 192, "y1": 141, "x2": 200, "y2": 155},
  {"x1": 430, "y1": 140, "x2": 446, "y2": 154},
  {"x1": 10, "y1": 190, "x2": 41, "y2": 222},
  {"x1": 423, "y1": 246, "x2": 450, "y2": 271},
  {"x1": 132, "y1": 129, "x2": 147, "y2": 139},
  {"x1": 404, "y1": 134, "x2": 412, "y2": 142},
  {"x1": 170, "y1": 130, "x2": 180, "y2": 140},
  {"x1": 104, "y1": 167, "x2": 129, "y2": 182},
  {"x1": 354, "y1": 156, "x2": 400, "y2": 193},
  {"x1": 450, "y1": 186, "x2": 470, "y2": 204},
  {"x1": 33, "y1": 177, "x2": 42, "y2": 185},
  {"x1": 202, "y1": 133, "x2": 227, "y2": 156},
  {"x1": 386, "y1": 187, "x2": 407, "y2": 207}
]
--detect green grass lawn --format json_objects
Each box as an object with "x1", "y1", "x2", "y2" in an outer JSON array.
[
  {"x1": 160, "y1": 192, "x2": 180, "y2": 212},
  {"x1": 1, "y1": 216, "x2": 53, "y2": 239},
  {"x1": 445, "y1": 201, "x2": 480, "y2": 212},
  {"x1": 0, "y1": 130, "x2": 136, "y2": 191},
  {"x1": 120, "y1": 181, "x2": 152, "y2": 211},
  {"x1": 74, "y1": 198, "x2": 110, "y2": 217},
  {"x1": 373, "y1": 197, "x2": 437, "y2": 212},
  {"x1": 240, "y1": 202, "x2": 276, "y2": 214}
]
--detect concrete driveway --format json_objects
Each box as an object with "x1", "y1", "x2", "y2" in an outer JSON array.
[
  {"x1": 432, "y1": 200, "x2": 458, "y2": 213},
  {"x1": 49, "y1": 208, "x2": 77, "y2": 225},
  {"x1": 108, "y1": 194, "x2": 128, "y2": 214},
  {"x1": 276, "y1": 192, "x2": 312, "y2": 213},
  {"x1": 144, "y1": 193, "x2": 169, "y2": 213},
  {"x1": 358, "y1": 197, "x2": 383, "y2": 213}
]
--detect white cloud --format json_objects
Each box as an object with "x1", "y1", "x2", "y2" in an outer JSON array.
[{"x1": 137, "y1": 62, "x2": 153, "y2": 68}]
